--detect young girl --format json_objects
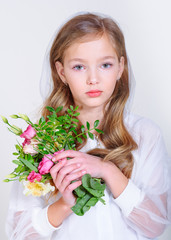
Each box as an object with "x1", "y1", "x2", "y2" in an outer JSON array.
[{"x1": 6, "y1": 12, "x2": 171, "y2": 240}]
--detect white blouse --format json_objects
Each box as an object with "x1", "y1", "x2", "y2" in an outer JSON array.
[{"x1": 6, "y1": 113, "x2": 171, "y2": 240}]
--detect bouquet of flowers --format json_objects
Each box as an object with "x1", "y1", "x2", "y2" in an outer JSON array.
[{"x1": 1, "y1": 105, "x2": 106, "y2": 216}]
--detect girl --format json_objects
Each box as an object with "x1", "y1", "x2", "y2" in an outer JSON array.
[{"x1": 6, "y1": 12, "x2": 171, "y2": 240}]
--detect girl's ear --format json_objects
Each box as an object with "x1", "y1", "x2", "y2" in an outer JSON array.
[
  {"x1": 117, "y1": 56, "x2": 124, "y2": 80},
  {"x1": 55, "y1": 61, "x2": 67, "y2": 84}
]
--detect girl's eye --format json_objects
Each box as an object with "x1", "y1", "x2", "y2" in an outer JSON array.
[
  {"x1": 101, "y1": 63, "x2": 113, "y2": 69},
  {"x1": 73, "y1": 65, "x2": 84, "y2": 71}
]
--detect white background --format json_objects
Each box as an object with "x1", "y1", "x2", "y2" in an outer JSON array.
[{"x1": 0, "y1": 0, "x2": 171, "y2": 239}]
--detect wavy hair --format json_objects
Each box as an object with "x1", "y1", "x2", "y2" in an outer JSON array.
[{"x1": 42, "y1": 12, "x2": 137, "y2": 179}]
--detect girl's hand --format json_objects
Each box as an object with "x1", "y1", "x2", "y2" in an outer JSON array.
[
  {"x1": 50, "y1": 158, "x2": 87, "y2": 207},
  {"x1": 52, "y1": 150, "x2": 105, "y2": 179}
]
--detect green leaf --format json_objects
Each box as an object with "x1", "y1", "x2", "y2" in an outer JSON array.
[
  {"x1": 70, "y1": 105, "x2": 74, "y2": 110},
  {"x1": 74, "y1": 106, "x2": 79, "y2": 111},
  {"x1": 69, "y1": 127, "x2": 76, "y2": 132},
  {"x1": 94, "y1": 120, "x2": 99, "y2": 128},
  {"x1": 71, "y1": 193, "x2": 92, "y2": 216},
  {"x1": 19, "y1": 158, "x2": 38, "y2": 172},
  {"x1": 12, "y1": 160, "x2": 23, "y2": 166},
  {"x1": 46, "y1": 106, "x2": 55, "y2": 112},
  {"x1": 82, "y1": 134, "x2": 87, "y2": 139},
  {"x1": 95, "y1": 129, "x2": 104, "y2": 134},
  {"x1": 81, "y1": 174, "x2": 91, "y2": 188},
  {"x1": 86, "y1": 197, "x2": 99, "y2": 207},
  {"x1": 63, "y1": 124, "x2": 70, "y2": 129},
  {"x1": 77, "y1": 137, "x2": 83, "y2": 143},
  {"x1": 88, "y1": 132, "x2": 94, "y2": 140},
  {"x1": 13, "y1": 152, "x2": 19, "y2": 156},
  {"x1": 57, "y1": 129, "x2": 67, "y2": 134},
  {"x1": 39, "y1": 116, "x2": 45, "y2": 125},
  {"x1": 86, "y1": 121, "x2": 90, "y2": 130},
  {"x1": 67, "y1": 109, "x2": 73, "y2": 115},
  {"x1": 81, "y1": 125, "x2": 85, "y2": 133},
  {"x1": 71, "y1": 118, "x2": 79, "y2": 123},
  {"x1": 74, "y1": 185, "x2": 86, "y2": 198},
  {"x1": 82, "y1": 174, "x2": 105, "y2": 198},
  {"x1": 37, "y1": 132, "x2": 43, "y2": 138},
  {"x1": 55, "y1": 106, "x2": 63, "y2": 113},
  {"x1": 15, "y1": 165, "x2": 23, "y2": 173},
  {"x1": 90, "y1": 178, "x2": 106, "y2": 191},
  {"x1": 15, "y1": 144, "x2": 21, "y2": 151},
  {"x1": 73, "y1": 112, "x2": 80, "y2": 117}
]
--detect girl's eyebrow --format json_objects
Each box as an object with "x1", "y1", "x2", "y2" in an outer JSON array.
[{"x1": 68, "y1": 56, "x2": 116, "y2": 63}]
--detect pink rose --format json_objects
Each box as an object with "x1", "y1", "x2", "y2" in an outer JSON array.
[
  {"x1": 38, "y1": 149, "x2": 65, "y2": 175},
  {"x1": 20, "y1": 125, "x2": 36, "y2": 140},
  {"x1": 27, "y1": 171, "x2": 42, "y2": 183}
]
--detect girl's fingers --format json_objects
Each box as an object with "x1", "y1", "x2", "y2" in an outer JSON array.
[
  {"x1": 60, "y1": 169, "x2": 86, "y2": 192},
  {"x1": 55, "y1": 163, "x2": 81, "y2": 187},
  {"x1": 50, "y1": 158, "x2": 67, "y2": 180},
  {"x1": 65, "y1": 180, "x2": 82, "y2": 194},
  {"x1": 61, "y1": 181, "x2": 82, "y2": 207},
  {"x1": 52, "y1": 150, "x2": 80, "y2": 162}
]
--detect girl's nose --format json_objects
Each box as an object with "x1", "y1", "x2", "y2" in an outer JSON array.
[{"x1": 86, "y1": 68, "x2": 99, "y2": 85}]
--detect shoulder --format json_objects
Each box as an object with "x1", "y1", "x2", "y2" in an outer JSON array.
[{"x1": 124, "y1": 113, "x2": 162, "y2": 144}]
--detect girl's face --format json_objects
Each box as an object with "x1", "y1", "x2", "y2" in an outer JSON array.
[{"x1": 55, "y1": 34, "x2": 124, "y2": 111}]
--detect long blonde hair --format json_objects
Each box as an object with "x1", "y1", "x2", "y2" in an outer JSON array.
[{"x1": 42, "y1": 13, "x2": 137, "y2": 179}]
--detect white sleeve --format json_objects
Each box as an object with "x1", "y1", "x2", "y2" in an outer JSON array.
[
  {"x1": 6, "y1": 181, "x2": 61, "y2": 240},
  {"x1": 111, "y1": 119, "x2": 171, "y2": 238}
]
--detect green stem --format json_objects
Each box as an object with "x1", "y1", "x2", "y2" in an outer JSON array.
[
  {"x1": 32, "y1": 146, "x2": 55, "y2": 160},
  {"x1": 73, "y1": 128, "x2": 95, "y2": 139},
  {"x1": 35, "y1": 137, "x2": 58, "y2": 154}
]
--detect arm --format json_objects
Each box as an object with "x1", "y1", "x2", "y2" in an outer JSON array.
[
  {"x1": 102, "y1": 161, "x2": 169, "y2": 238},
  {"x1": 101, "y1": 122, "x2": 171, "y2": 238}
]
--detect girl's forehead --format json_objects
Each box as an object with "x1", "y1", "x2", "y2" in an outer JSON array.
[
  {"x1": 72, "y1": 32, "x2": 114, "y2": 46},
  {"x1": 63, "y1": 33, "x2": 117, "y2": 58}
]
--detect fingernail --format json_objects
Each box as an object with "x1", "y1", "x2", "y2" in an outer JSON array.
[
  {"x1": 77, "y1": 163, "x2": 81, "y2": 167},
  {"x1": 82, "y1": 170, "x2": 86, "y2": 174}
]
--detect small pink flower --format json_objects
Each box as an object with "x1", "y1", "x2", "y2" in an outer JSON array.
[
  {"x1": 20, "y1": 125, "x2": 36, "y2": 140},
  {"x1": 38, "y1": 149, "x2": 65, "y2": 175},
  {"x1": 22, "y1": 139, "x2": 31, "y2": 147},
  {"x1": 27, "y1": 171, "x2": 42, "y2": 183},
  {"x1": 23, "y1": 144, "x2": 38, "y2": 156},
  {"x1": 23, "y1": 139, "x2": 39, "y2": 155}
]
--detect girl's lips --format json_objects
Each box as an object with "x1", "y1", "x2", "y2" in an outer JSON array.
[{"x1": 86, "y1": 90, "x2": 102, "y2": 97}]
